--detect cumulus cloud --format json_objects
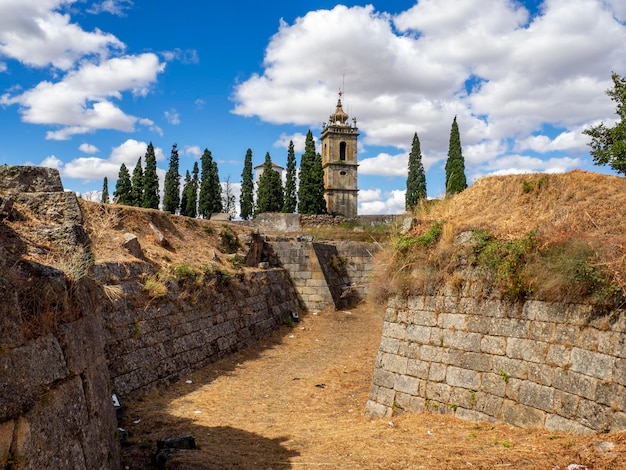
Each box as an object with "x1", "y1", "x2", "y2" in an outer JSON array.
[
  {"x1": 359, "y1": 189, "x2": 406, "y2": 215},
  {"x1": 182, "y1": 145, "x2": 202, "y2": 157},
  {"x1": 79, "y1": 143, "x2": 99, "y2": 154},
  {"x1": 232, "y1": 1, "x2": 626, "y2": 181},
  {"x1": 2, "y1": 54, "x2": 166, "y2": 139},
  {"x1": 273, "y1": 132, "x2": 307, "y2": 153},
  {"x1": 0, "y1": 0, "x2": 124, "y2": 70}
]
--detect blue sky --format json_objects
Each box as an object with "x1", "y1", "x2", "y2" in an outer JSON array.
[{"x1": 1, "y1": 0, "x2": 626, "y2": 215}]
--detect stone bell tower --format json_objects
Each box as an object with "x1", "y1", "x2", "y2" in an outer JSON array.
[{"x1": 321, "y1": 93, "x2": 359, "y2": 218}]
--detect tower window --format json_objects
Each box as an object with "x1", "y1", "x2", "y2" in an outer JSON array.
[
  {"x1": 339, "y1": 142, "x2": 346, "y2": 161},
  {"x1": 340, "y1": 171, "x2": 347, "y2": 176}
]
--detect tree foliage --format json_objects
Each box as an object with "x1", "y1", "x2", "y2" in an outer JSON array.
[
  {"x1": 142, "y1": 143, "x2": 160, "y2": 209},
  {"x1": 101, "y1": 176, "x2": 110, "y2": 203},
  {"x1": 113, "y1": 164, "x2": 133, "y2": 205},
  {"x1": 240, "y1": 148, "x2": 254, "y2": 220},
  {"x1": 181, "y1": 162, "x2": 199, "y2": 218},
  {"x1": 283, "y1": 140, "x2": 297, "y2": 213},
  {"x1": 405, "y1": 132, "x2": 427, "y2": 209},
  {"x1": 163, "y1": 143, "x2": 180, "y2": 214},
  {"x1": 256, "y1": 152, "x2": 284, "y2": 214},
  {"x1": 444, "y1": 116, "x2": 467, "y2": 196},
  {"x1": 198, "y1": 149, "x2": 222, "y2": 218},
  {"x1": 583, "y1": 72, "x2": 626, "y2": 175},
  {"x1": 130, "y1": 156, "x2": 144, "y2": 207},
  {"x1": 298, "y1": 130, "x2": 326, "y2": 214},
  {"x1": 180, "y1": 170, "x2": 192, "y2": 217}
]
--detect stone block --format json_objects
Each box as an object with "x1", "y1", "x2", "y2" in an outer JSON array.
[
  {"x1": 467, "y1": 316, "x2": 491, "y2": 334},
  {"x1": 474, "y1": 393, "x2": 503, "y2": 417},
  {"x1": 454, "y1": 407, "x2": 492, "y2": 423},
  {"x1": 493, "y1": 356, "x2": 528, "y2": 381},
  {"x1": 381, "y1": 353, "x2": 408, "y2": 375},
  {"x1": 553, "y1": 390, "x2": 579, "y2": 419},
  {"x1": 394, "y1": 375, "x2": 420, "y2": 395},
  {"x1": 382, "y1": 322, "x2": 406, "y2": 340},
  {"x1": 412, "y1": 309, "x2": 438, "y2": 327},
  {"x1": 615, "y1": 358, "x2": 626, "y2": 386},
  {"x1": 440, "y1": 313, "x2": 467, "y2": 330},
  {"x1": 519, "y1": 381, "x2": 554, "y2": 412},
  {"x1": 379, "y1": 336, "x2": 400, "y2": 354},
  {"x1": 554, "y1": 324, "x2": 580, "y2": 346},
  {"x1": 506, "y1": 338, "x2": 548, "y2": 363},
  {"x1": 570, "y1": 348, "x2": 614, "y2": 381},
  {"x1": 406, "y1": 359, "x2": 430, "y2": 379},
  {"x1": 384, "y1": 307, "x2": 397, "y2": 322},
  {"x1": 595, "y1": 382, "x2": 626, "y2": 410},
  {"x1": 528, "y1": 321, "x2": 555, "y2": 342},
  {"x1": 480, "y1": 335, "x2": 506, "y2": 355},
  {"x1": 527, "y1": 300, "x2": 566, "y2": 323},
  {"x1": 459, "y1": 352, "x2": 492, "y2": 372},
  {"x1": 420, "y1": 345, "x2": 444, "y2": 362},
  {"x1": 553, "y1": 369, "x2": 597, "y2": 400},
  {"x1": 428, "y1": 363, "x2": 447, "y2": 382},
  {"x1": 0, "y1": 419, "x2": 14, "y2": 464},
  {"x1": 545, "y1": 414, "x2": 594, "y2": 434},
  {"x1": 546, "y1": 344, "x2": 571, "y2": 368},
  {"x1": 501, "y1": 400, "x2": 546, "y2": 429},
  {"x1": 481, "y1": 372, "x2": 506, "y2": 397},
  {"x1": 611, "y1": 411, "x2": 626, "y2": 432},
  {"x1": 577, "y1": 398, "x2": 611, "y2": 431},
  {"x1": 443, "y1": 330, "x2": 481, "y2": 352},
  {"x1": 425, "y1": 382, "x2": 451, "y2": 403},
  {"x1": 446, "y1": 366, "x2": 481, "y2": 390},
  {"x1": 373, "y1": 369, "x2": 397, "y2": 389},
  {"x1": 527, "y1": 363, "x2": 554, "y2": 386},
  {"x1": 376, "y1": 386, "x2": 396, "y2": 407},
  {"x1": 490, "y1": 318, "x2": 528, "y2": 338},
  {"x1": 365, "y1": 400, "x2": 390, "y2": 418},
  {"x1": 0, "y1": 335, "x2": 69, "y2": 422},
  {"x1": 405, "y1": 324, "x2": 431, "y2": 344},
  {"x1": 397, "y1": 341, "x2": 420, "y2": 359}
]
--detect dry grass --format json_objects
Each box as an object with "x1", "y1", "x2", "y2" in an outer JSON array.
[
  {"x1": 373, "y1": 171, "x2": 626, "y2": 303},
  {"x1": 120, "y1": 304, "x2": 626, "y2": 469}
]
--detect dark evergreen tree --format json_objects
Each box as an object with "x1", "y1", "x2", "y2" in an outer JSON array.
[
  {"x1": 282, "y1": 140, "x2": 297, "y2": 213},
  {"x1": 583, "y1": 73, "x2": 626, "y2": 175},
  {"x1": 240, "y1": 148, "x2": 254, "y2": 220},
  {"x1": 180, "y1": 170, "x2": 192, "y2": 217},
  {"x1": 163, "y1": 143, "x2": 180, "y2": 214},
  {"x1": 405, "y1": 132, "x2": 427, "y2": 209},
  {"x1": 130, "y1": 156, "x2": 144, "y2": 207},
  {"x1": 113, "y1": 164, "x2": 133, "y2": 205},
  {"x1": 298, "y1": 130, "x2": 326, "y2": 214},
  {"x1": 142, "y1": 142, "x2": 160, "y2": 209},
  {"x1": 185, "y1": 162, "x2": 199, "y2": 218},
  {"x1": 101, "y1": 176, "x2": 110, "y2": 203},
  {"x1": 444, "y1": 116, "x2": 467, "y2": 196},
  {"x1": 199, "y1": 149, "x2": 222, "y2": 218},
  {"x1": 256, "y1": 152, "x2": 284, "y2": 214}
]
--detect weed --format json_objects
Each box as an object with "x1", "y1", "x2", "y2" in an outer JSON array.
[
  {"x1": 229, "y1": 254, "x2": 244, "y2": 270},
  {"x1": 394, "y1": 221, "x2": 443, "y2": 253},
  {"x1": 172, "y1": 264, "x2": 200, "y2": 282},
  {"x1": 449, "y1": 403, "x2": 458, "y2": 411},
  {"x1": 143, "y1": 274, "x2": 168, "y2": 298},
  {"x1": 499, "y1": 370, "x2": 510, "y2": 383},
  {"x1": 494, "y1": 440, "x2": 511, "y2": 448},
  {"x1": 329, "y1": 254, "x2": 348, "y2": 274},
  {"x1": 203, "y1": 225, "x2": 214, "y2": 235},
  {"x1": 219, "y1": 225, "x2": 240, "y2": 254},
  {"x1": 469, "y1": 389, "x2": 477, "y2": 404}
]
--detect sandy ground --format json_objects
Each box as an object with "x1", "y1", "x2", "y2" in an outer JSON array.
[{"x1": 120, "y1": 303, "x2": 626, "y2": 469}]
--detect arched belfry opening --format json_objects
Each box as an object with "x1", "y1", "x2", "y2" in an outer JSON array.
[{"x1": 320, "y1": 92, "x2": 359, "y2": 218}]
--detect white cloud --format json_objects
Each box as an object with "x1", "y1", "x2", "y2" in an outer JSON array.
[
  {"x1": 359, "y1": 189, "x2": 406, "y2": 215},
  {"x1": 232, "y1": 1, "x2": 626, "y2": 183},
  {"x1": 194, "y1": 98, "x2": 206, "y2": 109},
  {"x1": 183, "y1": 145, "x2": 202, "y2": 157},
  {"x1": 273, "y1": 132, "x2": 307, "y2": 153},
  {"x1": 40, "y1": 155, "x2": 63, "y2": 169},
  {"x1": 3, "y1": 54, "x2": 166, "y2": 138},
  {"x1": 164, "y1": 109, "x2": 180, "y2": 125},
  {"x1": 88, "y1": 0, "x2": 134, "y2": 16},
  {"x1": 0, "y1": 0, "x2": 124, "y2": 70},
  {"x1": 161, "y1": 48, "x2": 199, "y2": 64},
  {"x1": 0, "y1": 62, "x2": 6, "y2": 73},
  {"x1": 79, "y1": 143, "x2": 99, "y2": 154}
]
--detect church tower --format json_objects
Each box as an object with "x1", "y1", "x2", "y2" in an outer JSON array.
[{"x1": 321, "y1": 94, "x2": 359, "y2": 218}]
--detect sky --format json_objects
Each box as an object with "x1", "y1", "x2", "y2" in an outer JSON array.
[{"x1": 1, "y1": 0, "x2": 626, "y2": 215}]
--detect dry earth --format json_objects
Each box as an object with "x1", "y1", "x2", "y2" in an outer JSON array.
[{"x1": 120, "y1": 304, "x2": 626, "y2": 469}]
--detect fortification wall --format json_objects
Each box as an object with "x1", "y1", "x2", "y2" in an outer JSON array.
[
  {"x1": 366, "y1": 287, "x2": 626, "y2": 433},
  {"x1": 95, "y1": 263, "x2": 299, "y2": 398}
]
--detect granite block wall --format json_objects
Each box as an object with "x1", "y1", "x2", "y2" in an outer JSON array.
[{"x1": 366, "y1": 291, "x2": 626, "y2": 434}]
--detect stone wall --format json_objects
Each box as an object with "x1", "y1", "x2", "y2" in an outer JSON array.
[
  {"x1": 95, "y1": 263, "x2": 299, "y2": 398},
  {"x1": 0, "y1": 167, "x2": 120, "y2": 469},
  {"x1": 366, "y1": 289, "x2": 626, "y2": 434},
  {"x1": 267, "y1": 238, "x2": 380, "y2": 311}
]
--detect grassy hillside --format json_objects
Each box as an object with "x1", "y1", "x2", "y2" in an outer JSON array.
[{"x1": 373, "y1": 170, "x2": 626, "y2": 306}]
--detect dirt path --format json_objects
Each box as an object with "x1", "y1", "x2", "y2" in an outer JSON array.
[{"x1": 121, "y1": 304, "x2": 625, "y2": 469}]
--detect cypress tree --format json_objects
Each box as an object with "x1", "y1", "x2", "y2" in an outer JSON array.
[
  {"x1": 240, "y1": 148, "x2": 254, "y2": 220},
  {"x1": 298, "y1": 130, "x2": 326, "y2": 214},
  {"x1": 142, "y1": 142, "x2": 160, "y2": 209},
  {"x1": 199, "y1": 149, "x2": 222, "y2": 218},
  {"x1": 185, "y1": 162, "x2": 199, "y2": 218},
  {"x1": 405, "y1": 132, "x2": 427, "y2": 209},
  {"x1": 445, "y1": 116, "x2": 467, "y2": 196},
  {"x1": 180, "y1": 170, "x2": 191, "y2": 217},
  {"x1": 283, "y1": 140, "x2": 297, "y2": 213},
  {"x1": 130, "y1": 156, "x2": 144, "y2": 207},
  {"x1": 101, "y1": 176, "x2": 110, "y2": 203},
  {"x1": 163, "y1": 143, "x2": 180, "y2": 214},
  {"x1": 256, "y1": 152, "x2": 284, "y2": 214},
  {"x1": 113, "y1": 164, "x2": 133, "y2": 205}
]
